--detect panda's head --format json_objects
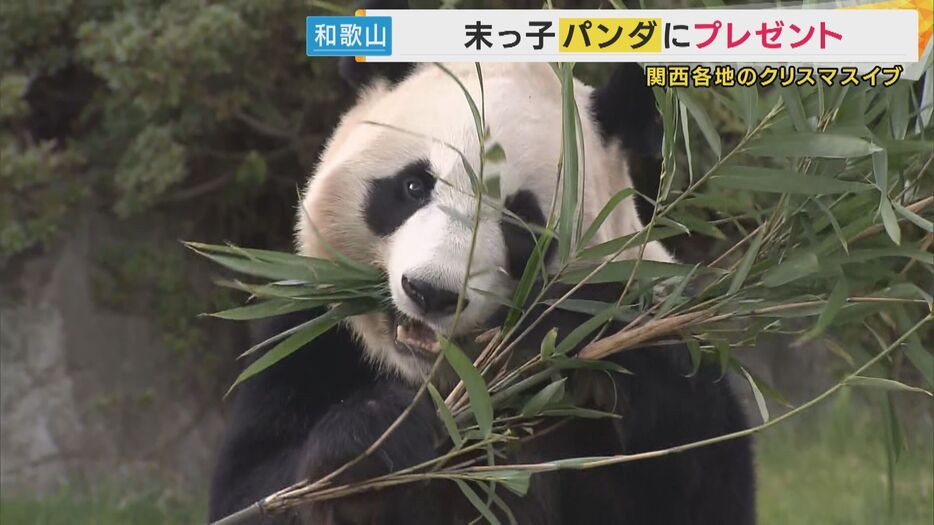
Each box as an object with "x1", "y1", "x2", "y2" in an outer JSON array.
[{"x1": 297, "y1": 61, "x2": 669, "y2": 383}]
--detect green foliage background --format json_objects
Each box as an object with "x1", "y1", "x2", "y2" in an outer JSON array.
[
  {"x1": 0, "y1": 0, "x2": 357, "y2": 353},
  {"x1": 1, "y1": 0, "x2": 352, "y2": 260}
]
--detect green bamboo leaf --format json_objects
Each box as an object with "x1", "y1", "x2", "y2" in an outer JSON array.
[
  {"x1": 561, "y1": 260, "x2": 707, "y2": 285},
  {"x1": 728, "y1": 228, "x2": 765, "y2": 295},
  {"x1": 831, "y1": 246, "x2": 933, "y2": 264},
  {"x1": 576, "y1": 227, "x2": 680, "y2": 261},
  {"x1": 579, "y1": 188, "x2": 634, "y2": 248},
  {"x1": 656, "y1": 217, "x2": 690, "y2": 235},
  {"x1": 521, "y1": 378, "x2": 567, "y2": 417},
  {"x1": 675, "y1": 89, "x2": 722, "y2": 158},
  {"x1": 220, "y1": 281, "x2": 383, "y2": 302},
  {"x1": 442, "y1": 338, "x2": 493, "y2": 438},
  {"x1": 762, "y1": 252, "x2": 821, "y2": 287},
  {"x1": 813, "y1": 198, "x2": 849, "y2": 254},
  {"x1": 187, "y1": 248, "x2": 317, "y2": 282},
  {"x1": 892, "y1": 202, "x2": 933, "y2": 232},
  {"x1": 741, "y1": 365, "x2": 792, "y2": 408},
  {"x1": 714, "y1": 339, "x2": 731, "y2": 379},
  {"x1": 668, "y1": 211, "x2": 725, "y2": 239},
  {"x1": 226, "y1": 302, "x2": 371, "y2": 395},
  {"x1": 540, "y1": 327, "x2": 558, "y2": 361},
  {"x1": 558, "y1": 63, "x2": 580, "y2": 264},
  {"x1": 239, "y1": 299, "x2": 377, "y2": 358},
  {"x1": 482, "y1": 485, "x2": 518, "y2": 525},
  {"x1": 485, "y1": 142, "x2": 506, "y2": 163},
  {"x1": 484, "y1": 174, "x2": 502, "y2": 199},
  {"x1": 740, "y1": 86, "x2": 758, "y2": 132},
  {"x1": 544, "y1": 299, "x2": 637, "y2": 323},
  {"x1": 464, "y1": 470, "x2": 532, "y2": 497},
  {"x1": 685, "y1": 340, "x2": 702, "y2": 378},
  {"x1": 186, "y1": 242, "x2": 381, "y2": 282},
  {"x1": 878, "y1": 197, "x2": 902, "y2": 245},
  {"x1": 679, "y1": 100, "x2": 694, "y2": 184},
  {"x1": 888, "y1": 82, "x2": 910, "y2": 140},
  {"x1": 504, "y1": 229, "x2": 553, "y2": 329},
  {"x1": 656, "y1": 88, "x2": 677, "y2": 202},
  {"x1": 878, "y1": 139, "x2": 934, "y2": 154},
  {"x1": 893, "y1": 307, "x2": 934, "y2": 388},
  {"x1": 779, "y1": 86, "x2": 810, "y2": 132},
  {"x1": 657, "y1": 264, "x2": 699, "y2": 317},
  {"x1": 539, "y1": 406, "x2": 620, "y2": 419},
  {"x1": 845, "y1": 376, "x2": 933, "y2": 397},
  {"x1": 686, "y1": 193, "x2": 755, "y2": 214},
  {"x1": 226, "y1": 221, "x2": 382, "y2": 280},
  {"x1": 739, "y1": 365, "x2": 770, "y2": 423},
  {"x1": 549, "y1": 357, "x2": 630, "y2": 374},
  {"x1": 453, "y1": 480, "x2": 501, "y2": 525},
  {"x1": 920, "y1": 66, "x2": 933, "y2": 128},
  {"x1": 428, "y1": 384, "x2": 463, "y2": 448},
  {"x1": 744, "y1": 133, "x2": 880, "y2": 158},
  {"x1": 555, "y1": 306, "x2": 618, "y2": 355},
  {"x1": 459, "y1": 151, "x2": 482, "y2": 196},
  {"x1": 711, "y1": 167, "x2": 873, "y2": 194},
  {"x1": 872, "y1": 150, "x2": 888, "y2": 192},
  {"x1": 184, "y1": 242, "x2": 311, "y2": 266},
  {"x1": 209, "y1": 299, "x2": 324, "y2": 321},
  {"x1": 799, "y1": 276, "x2": 849, "y2": 342},
  {"x1": 469, "y1": 287, "x2": 517, "y2": 308}
]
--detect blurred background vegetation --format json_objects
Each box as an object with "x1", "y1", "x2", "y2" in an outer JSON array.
[{"x1": 0, "y1": 0, "x2": 931, "y2": 524}]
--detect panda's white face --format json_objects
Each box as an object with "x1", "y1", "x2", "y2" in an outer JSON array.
[{"x1": 298, "y1": 63, "x2": 670, "y2": 383}]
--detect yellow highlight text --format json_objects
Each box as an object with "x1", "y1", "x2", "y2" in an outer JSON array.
[{"x1": 559, "y1": 18, "x2": 662, "y2": 53}]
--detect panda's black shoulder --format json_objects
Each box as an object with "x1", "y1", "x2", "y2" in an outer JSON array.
[
  {"x1": 227, "y1": 310, "x2": 376, "y2": 436},
  {"x1": 207, "y1": 310, "x2": 378, "y2": 521},
  {"x1": 512, "y1": 282, "x2": 757, "y2": 524}
]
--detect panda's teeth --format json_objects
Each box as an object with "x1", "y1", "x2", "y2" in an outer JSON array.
[{"x1": 395, "y1": 320, "x2": 441, "y2": 354}]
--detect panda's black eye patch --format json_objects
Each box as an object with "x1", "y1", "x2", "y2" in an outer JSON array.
[
  {"x1": 365, "y1": 160, "x2": 435, "y2": 237},
  {"x1": 501, "y1": 190, "x2": 556, "y2": 279}
]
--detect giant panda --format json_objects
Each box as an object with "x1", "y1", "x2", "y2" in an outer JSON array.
[{"x1": 208, "y1": 26, "x2": 755, "y2": 525}]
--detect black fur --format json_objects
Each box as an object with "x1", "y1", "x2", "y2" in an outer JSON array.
[
  {"x1": 364, "y1": 159, "x2": 435, "y2": 237},
  {"x1": 208, "y1": 282, "x2": 755, "y2": 524},
  {"x1": 501, "y1": 190, "x2": 555, "y2": 278},
  {"x1": 207, "y1": 314, "x2": 376, "y2": 523},
  {"x1": 591, "y1": 63, "x2": 664, "y2": 226}
]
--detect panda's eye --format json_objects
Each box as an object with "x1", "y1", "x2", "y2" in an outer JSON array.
[{"x1": 403, "y1": 176, "x2": 429, "y2": 201}]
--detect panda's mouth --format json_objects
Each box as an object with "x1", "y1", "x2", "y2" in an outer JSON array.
[{"x1": 390, "y1": 311, "x2": 441, "y2": 355}]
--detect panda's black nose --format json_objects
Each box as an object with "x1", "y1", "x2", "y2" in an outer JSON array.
[{"x1": 401, "y1": 275, "x2": 466, "y2": 316}]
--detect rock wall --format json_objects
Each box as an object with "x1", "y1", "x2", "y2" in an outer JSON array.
[{"x1": 0, "y1": 212, "x2": 241, "y2": 496}]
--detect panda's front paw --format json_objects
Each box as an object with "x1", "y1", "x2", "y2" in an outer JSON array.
[
  {"x1": 299, "y1": 382, "x2": 438, "y2": 483},
  {"x1": 295, "y1": 381, "x2": 440, "y2": 523}
]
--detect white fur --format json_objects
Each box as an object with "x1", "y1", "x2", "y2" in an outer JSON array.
[{"x1": 297, "y1": 63, "x2": 672, "y2": 383}]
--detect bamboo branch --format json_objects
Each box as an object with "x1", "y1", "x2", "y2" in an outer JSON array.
[{"x1": 211, "y1": 315, "x2": 930, "y2": 522}]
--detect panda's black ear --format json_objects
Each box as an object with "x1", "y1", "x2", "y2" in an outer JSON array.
[
  {"x1": 337, "y1": 0, "x2": 414, "y2": 90},
  {"x1": 591, "y1": 63, "x2": 662, "y2": 157},
  {"x1": 591, "y1": 63, "x2": 663, "y2": 224}
]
